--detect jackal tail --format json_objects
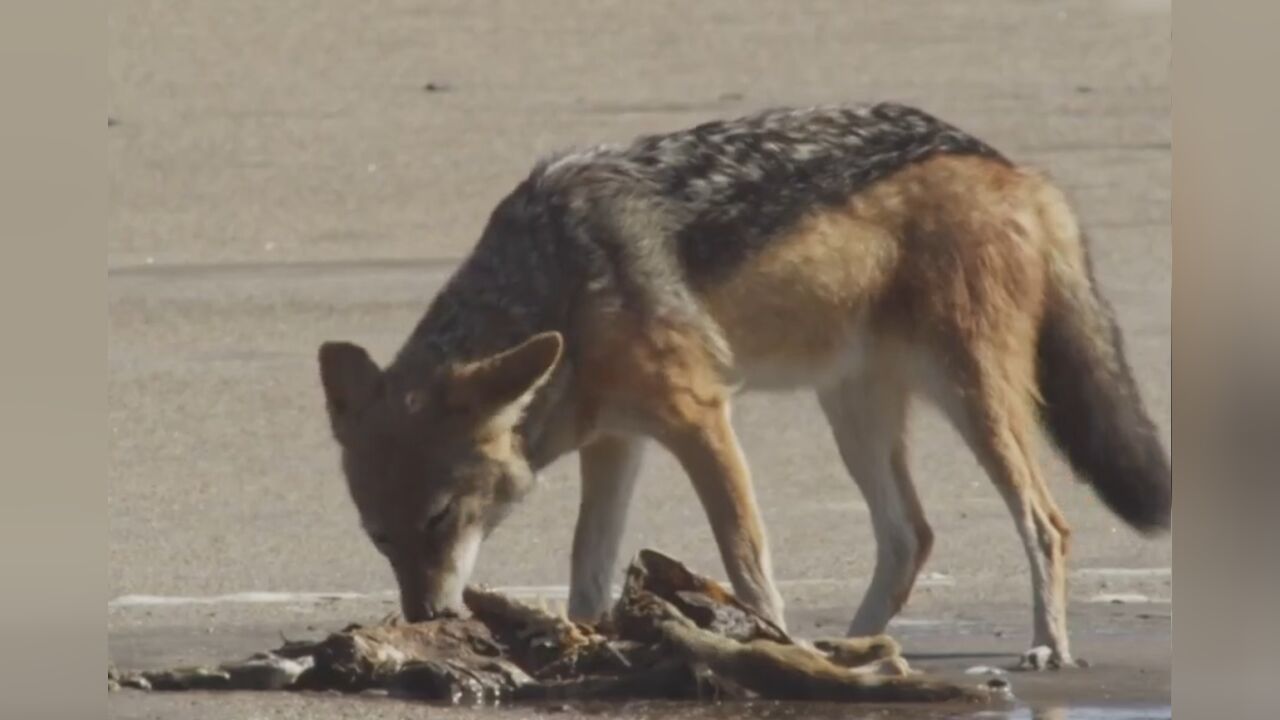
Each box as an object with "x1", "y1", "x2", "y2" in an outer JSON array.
[{"x1": 1036, "y1": 225, "x2": 1172, "y2": 534}]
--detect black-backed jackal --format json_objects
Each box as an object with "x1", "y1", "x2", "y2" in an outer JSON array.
[{"x1": 319, "y1": 103, "x2": 1171, "y2": 671}]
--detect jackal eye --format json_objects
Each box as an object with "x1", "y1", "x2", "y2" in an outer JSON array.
[
  {"x1": 366, "y1": 531, "x2": 390, "y2": 548},
  {"x1": 422, "y1": 500, "x2": 455, "y2": 533}
]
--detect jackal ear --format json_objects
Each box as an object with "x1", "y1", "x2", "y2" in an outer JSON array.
[
  {"x1": 318, "y1": 341, "x2": 382, "y2": 420},
  {"x1": 447, "y1": 332, "x2": 563, "y2": 430}
]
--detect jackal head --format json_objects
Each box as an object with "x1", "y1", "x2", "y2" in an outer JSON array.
[{"x1": 317, "y1": 332, "x2": 563, "y2": 622}]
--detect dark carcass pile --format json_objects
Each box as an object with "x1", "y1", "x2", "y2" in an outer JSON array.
[{"x1": 111, "y1": 549, "x2": 1011, "y2": 706}]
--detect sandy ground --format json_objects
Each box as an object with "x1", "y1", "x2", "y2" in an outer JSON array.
[{"x1": 108, "y1": 1, "x2": 1171, "y2": 717}]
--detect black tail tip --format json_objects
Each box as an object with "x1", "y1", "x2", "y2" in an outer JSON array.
[
  {"x1": 1131, "y1": 505, "x2": 1172, "y2": 536},
  {"x1": 1091, "y1": 458, "x2": 1172, "y2": 536}
]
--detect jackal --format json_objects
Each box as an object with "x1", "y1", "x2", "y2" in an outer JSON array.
[{"x1": 318, "y1": 103, "x2": 1171, "y2": 670}]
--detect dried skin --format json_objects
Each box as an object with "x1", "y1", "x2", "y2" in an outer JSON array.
[
  {"x1": 812, "y1": 635, "x2": 903, "y2": 668},
  {"x1": 111, "y1": 549, "x2": 1009, "y2": 706}
]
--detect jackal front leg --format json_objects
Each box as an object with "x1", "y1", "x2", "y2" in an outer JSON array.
[
  {"x1": 569, "y1": 435, "x2": 646, "y2": 621},
  {"x1": 660, "y1": 402, "x2": 786, "y2": 630}
]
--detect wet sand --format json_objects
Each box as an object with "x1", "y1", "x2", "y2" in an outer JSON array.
[{"x1": 109, "y1": 0, "x2": 1171, "y2": 717}]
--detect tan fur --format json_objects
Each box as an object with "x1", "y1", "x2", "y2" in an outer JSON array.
[
  {"x1": 575, "y1": 314, "x2": 728, "y2": 440},
  {"x1": 696, "y1": 155, "x2": 1052, "y2": 368},
  {"x1": 699, "y1": 208, "x2": 898, "y2": 385}
]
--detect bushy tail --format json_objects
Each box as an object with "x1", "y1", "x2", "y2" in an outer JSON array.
[{"x1": 1036, "y1": 242, "x2": 1172, "y2": 534}]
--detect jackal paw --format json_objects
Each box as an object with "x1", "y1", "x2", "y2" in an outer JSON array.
[{"x1": 1017, "y1": 644, "x2": 1076, "y2": 671}]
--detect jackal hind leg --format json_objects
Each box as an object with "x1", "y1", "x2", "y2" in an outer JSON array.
[
  {"x1": 818, "y1": 367, "x2": 933, "y2": 638},
  {"x1": 932, "y1": 347, "x2": 1075, "y2": 670}
]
